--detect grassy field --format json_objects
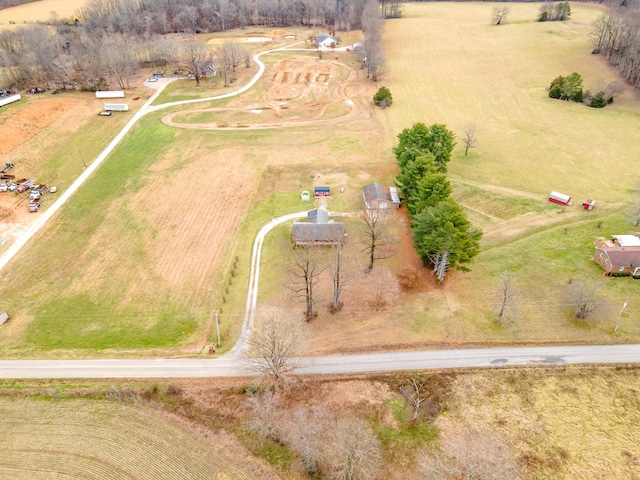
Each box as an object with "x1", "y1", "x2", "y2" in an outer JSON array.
[
  {"x1": 256, "y1": 2, "x2": 640, "y2": 353},
  {"x1": 0, "y1": 0, "x2": 87, "y2": 26},
  {"x1": 2, "y1": 2, "x2": 640, "y2": 356}
]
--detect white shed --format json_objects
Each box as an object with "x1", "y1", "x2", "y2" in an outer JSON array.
[
  {"x1": 96, "y1": 91, "x2": 125, "y2": 99},
  {"x1": 0, "y1": 311, "x2": 8, "y2": 326}
]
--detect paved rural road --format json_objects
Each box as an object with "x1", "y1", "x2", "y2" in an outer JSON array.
[{"x1": 1, "y1": 344, "x2": 640, "y2": 379}]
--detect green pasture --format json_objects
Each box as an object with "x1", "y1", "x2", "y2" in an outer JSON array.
[{"x1": 380, "y1": 2, "x2": 640, "y2": 204}]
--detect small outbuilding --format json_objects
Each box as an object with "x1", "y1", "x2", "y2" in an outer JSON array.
[
  {"x1": 549, "y1": 191, "x2": 571, "y2": 205},
  {"x1": 582, "y1": 199, "x2": 596, "y2": 210},
  {"x1": 363, "y1": 182, "x2": 401, "y2": 210},
  {"x1": 314, "y1": 186, "x2": 330, "y2": 198},
  {"x1": 0, "y1": 311, "x2": 8, "y2": 326}
]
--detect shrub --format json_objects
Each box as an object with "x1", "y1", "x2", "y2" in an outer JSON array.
[
  {"x1": 589, "y1": 91, "x2": 607, "y2": 108},
  {"x1": 373, "y1": 86, "x2": 393, "y2": 108},
  {"x1": 548, "y1": 72, "x2": 583, "y2": 103}
]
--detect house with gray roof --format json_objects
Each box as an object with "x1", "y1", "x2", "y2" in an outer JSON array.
[{"x1": 292, "y1": 208, "x2": 345, "y2": 247}]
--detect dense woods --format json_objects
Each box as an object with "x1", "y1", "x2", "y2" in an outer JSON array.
[
  {"x1": 592, "y1": 0, "x2": 640, "y2": 87},
  {"x1": 0, "y1": 0, "x2": 397, "y2": 90}
]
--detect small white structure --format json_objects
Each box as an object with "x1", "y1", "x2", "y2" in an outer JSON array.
[
  {"x1": 549, "y1": 191, "x2": 571, "y2": 205},
  {"x1": 0, "y1": 94, "x2": 21, "y2": 108},
  {"x1": 104, "y1": 103, "x2": 129, "y2": 112},
  {"x1": 96, "y1": 91, "x2": 125, "y2": 99},
  {"x1": 0, "y1": 311, "x2": 8, "y2": 326},
  {"x1": 300, "y1": 190, "x2": 310, "y2": 201}
]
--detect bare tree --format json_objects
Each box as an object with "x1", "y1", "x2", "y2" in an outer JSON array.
[
  {"x1": 249, "y1": 314, "x2": 300, "y2": 385},
  {"x1": 430, "y1": 251, "x2": 450, "y2": 284},
  {"x1": 566, "y1": 280, "x2": 602, "y2": 320},
  {"x1": 494, "y1": 271, "x2": 521, "y2": 324},
  {"x1": 102, "y1": 33, "x2": 138, "y2": 89},
  {"x1": 492, "y1": 5, "x2": 510, "y2": 25},
  {"x1": 290, "y1": 245, "x2": 325, "y2": 321},
  {"x1": 283, "y1": 409, "x2": 329, "y2": 476},
  {"x1": 245, "y1": 389, "x2": 283, "y2": 442},
  {"x1": 180, "y1": 39, "x2": 210, "y2": 86},
  {"x1": 367, "y1": 267, "x2": 400, "y2": 308},
  {"x1": 221, "y1": 40, "x2": 247, "y2": 72},
  {"x1": 327, "y1": 243, "x2": 359, "y2": 311},
  {"x1": 400, "y1": 378, "x2": 429, "y2": 421},
  {"x1": 328, "y1": 418, "x2": 383, "y2": 480},
  {"x1": 462, "y1": 123, "x2": 477, "y2": 156},
  {"x1": 420, "y1": 425, "x2": 523, "y2": 480},
  {"x1": 214, "y1": 44, "x2": 233, "y2": 87},
  {"x1": 359, "y1": 209, "x2": 394, "y2": 271}
]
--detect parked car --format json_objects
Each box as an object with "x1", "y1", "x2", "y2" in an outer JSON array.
[
  {"x1": 98, "y1": 110, "x2": 112, "y2": 116},
  {"x1": 29, "y1": 198, "x2": 42, "y2": 212},
  {"x1": 147, "y1": 77, "x2": 158, "y2": 82},
  {"x1": 0, "y1": 183, "x2": 7, "y2": 192}
]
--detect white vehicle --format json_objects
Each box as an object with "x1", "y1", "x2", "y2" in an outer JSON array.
[
  {"x1": 0, "y1": 183, "x2": 7, "y2": 192},
  {"x1": 147, "y1": 77, "x2": 158, "y2": 82},
  {"x1": 103, "y1": 103, "x2": 128, "y2": 112},
  {"x1": 29, "y1": 190, "x2": 40, "y2": 200},
  {"x1": 8, "y1": 183, "x2": 16, "y2": 191}
]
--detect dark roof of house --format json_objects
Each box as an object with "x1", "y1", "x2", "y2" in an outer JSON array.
[
  {"x1": 363, "y1": 183, "x2": 399, "y2": 203},
  {"x1": 308, "y1": 208, "x2": 329, "y2": 224},
  {"x1": 598, "y1": 246, "x2": 640, "y2": 267},
  {"x1": 292, "y1": 222, "x2": 344, "y2": 244},
  {"x1": 316, "y1": 33, "x2": 337, "y2": 43}
]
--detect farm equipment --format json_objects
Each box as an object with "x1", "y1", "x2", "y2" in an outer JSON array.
[
  {"x1": 16, "y1": 180, "x2": 34, "y2": 193},
  {"x1": 28, "y1": 198, "x2": 42, "y2": 212},
  {"x1": 29, "y1": 185, "x2": 47, "y2": 200},
  {"x1": 0, "y1": 162, "x2": 13, "y2": 174},
  {"x1": 0, "y1": 174, "x2": 14, "y2": 180}
]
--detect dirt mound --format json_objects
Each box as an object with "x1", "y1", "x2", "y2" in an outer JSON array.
[
  {"x1": 270, "y1": 29, "x2": 289, "y2": 37},
  {"x1": 0, "y1": 97, "x2": 78, "y2": 154}
]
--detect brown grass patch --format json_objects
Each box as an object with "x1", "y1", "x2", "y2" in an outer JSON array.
[{"x1": 0, "y1": 97, "x2": 79, "y2": 154}]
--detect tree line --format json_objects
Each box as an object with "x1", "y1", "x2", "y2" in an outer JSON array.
[
  {"x1": 592, "y1": 0, "x2": 640, "y2": 88},
  {"x1": 0, "y1": 0, "x2": 393, "y2": 90},
  {"x1": 394, "y1": 123, "x2": 482, "y2": 283}
]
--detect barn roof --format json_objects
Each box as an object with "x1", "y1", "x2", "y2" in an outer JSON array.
[
  {"x1": 599, "y1": 246, "x2": 640, "y2": 267},
  {"x1": 308, "y1": 208, "x2": 329, "y2": 224},
  {"x1": 363, "y1": 182, "x2": 399, "y2": 203},
  {"x1": 292, "y1": 222, "x2": 344, "y2": 245}
]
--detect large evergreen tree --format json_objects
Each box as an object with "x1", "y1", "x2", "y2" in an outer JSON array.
[
  {"x1": 393, "y1": 123, "x2": 456, "y2": 173},
  {"x1": 411, "y1": 199, "x2": 482, "y2": 281}
]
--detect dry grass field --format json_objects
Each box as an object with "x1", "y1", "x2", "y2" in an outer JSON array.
[
  {"x1": 0, "y1": 395, "x2": 275, "y2": 479},
  {"x1": 3, "y1": 368, "x2": 639, "y2": 479},
  {"x1": 0, "y1": 0, "x2": 87, "y2": 26}
]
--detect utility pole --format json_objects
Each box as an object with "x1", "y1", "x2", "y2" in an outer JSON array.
[
  {"x1": 614, "y1": 297, "x2": 629, "y2": 332},
  {"x1": 215, "y1": 311, "x2": 221, "y2": 347}
]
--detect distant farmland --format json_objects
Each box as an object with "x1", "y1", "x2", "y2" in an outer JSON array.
[{"x1": 0, "y1": 0, "x2": 87, "y2": 26}]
